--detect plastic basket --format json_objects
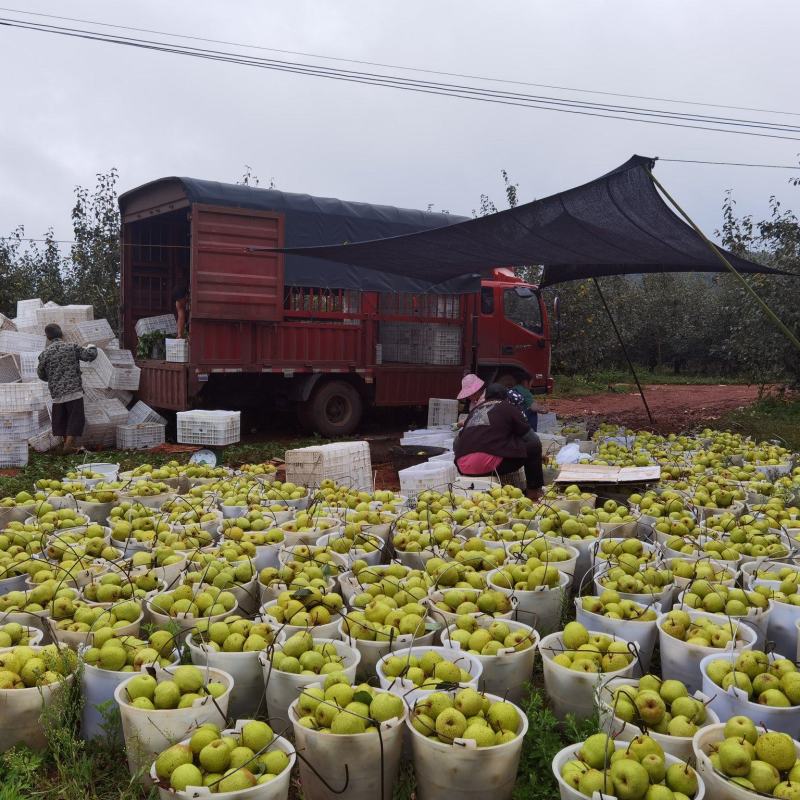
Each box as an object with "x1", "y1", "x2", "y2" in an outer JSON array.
[
  {"x1": 0, "y1": 412, "x2": 37, "y2": 443},
  {"x1": 80, "y1": 348, "x2": 114, "y2": 389},
  {"x1": 16, "y1": 351, "x2": 41, "y2": 381},
  {"x1": 0, "y1": 330, "x2": 47, "y2": 355},
  {"x1": 109, "y1": 365, "x2": 141, "y2": 390},
  {"x1": 176, "y1": 410, "x2": 240, "y2": 446},
  {"x1": 29, "y1": 428, "x2": 61, "y2": 453},
  {"x1": 115, "y1": 423, "x2": 165, "y2": 450},
  {"x1": 0, "y1": 313, "x2": 16, "y2": 332},
  {"x1": 398, "y1": 461, "x2": 457, "y2": 496},
  {"x1": 134, "y1": 314, "x2": 177, "y2": 337},
  {"x1": 0, "y1": 354, "x2": 20, "y2": 383},
  {"x1": 127, "y1": 400, "x2": 167, "y2": 426},
  {"x1": 74, "y1": 318, "x2": 115, "y2": 347},
  {"x1": 165, "y1": 338, "x2": 189, "y2": 362},
  {"x1": 0, "y1": 442, "x2": 28, "y2": 467},
  {"x1": 427, "y1": 397, "x2": 459, "y2": 428},
  {"x1": 104, "y1": 348, "x2": 135, "y2": 367},
  {"x1": 16, "y1": 298, "x2": 42, "y2": 325},
  {"x1": 0, "y1": 383, "x2": 45, "y2": 411}
]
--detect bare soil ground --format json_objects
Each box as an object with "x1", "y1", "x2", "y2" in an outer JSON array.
[{"x1": 546, "y1": 383, "x2": 767, "y2": 433}]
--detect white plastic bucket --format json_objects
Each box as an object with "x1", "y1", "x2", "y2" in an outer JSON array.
[
  {"x1": 289, "y1": 687, "x2": 406, "y2": 800},
  {"x1": 316, "y1": 531, "x2": 385, "y2": 567},
  {"x1": 596, "y1": 675, "x2": 719, "y2": 761},
  {"x1": 0, "y1": 669, "x2": 74, "y2": 752},
  {"x1": 574, "y1": 598, "x2": 660, "y2": 674},
  {"x1": 375, "y1": 644, "x2": 482, "y2": 706},
  {"x1": 488, "y1": 568, "x2": 570, "y2": 635},
  {"x1": 539, "y1": 629, "x2": 638, "y2": 721},
  {"x1": 667, "y1": 557, "x2": 738, "y2": 590},
  {"x1": 259, "y1": 601, "x2": 343, "y2": 641},
  {"x1": 598, "y1": 520, "x2": 639, "y2": 538},
  {"x1": 114, "y1": 664, "x2": 233, "y2": 777},
  {"x1": 258, "y1": 577, "x2": 337, "y2": 607},
  {"x1": 424, "y1": 589, "x2": 518, "y2": 630},
  {"x1": 149, "y1": 721, "x2": 295, "y2": 800},
  {"x1": 693, "y1": 723, "x2": 795, "y2": 800},
  {"x1": 553, "y1": 738, "x2": 706, "y2": 800},
  {"x1": 51, "y1": 609, "x2": 143, "y2": 651},
  {"x1": 699, "y1": 651, "x2": 800, "y2": 736},
  {"x1": 337, "y1": 617, "x2": 438, "y2": 680},
  {"x1": 278, "y1": 519, "x2": 342, "y2": 546},
  {"x1": 147, "y1": 597, "x2": 239, "y2": 635},
  {"x1": 407, "y1": 691, "x2": 529, "y2": 800},
  {"x1": 591, "y1": 568, "x2": 676, "y2": 610},
  {"x1": 119, "y1": 491, "x2": 175, "y2": 510},
  {"x1": 77, "y1": 462, "x2": 120, "y2": 480},
  {"x1": 81, "y1": 648, "x2": 180, "y2": 741},
  {"x1": 260, "y1": 637, "x2": 360, "y2": 725},
  {"x1": 544, "y1": 534, "x2": 597, "y2": 584},
  {"x1": 657, "y1": 608, "x2": 757, "y2": 694},
  {"x1": 0, "y1": 625, "x2": 44, "y2": 648},
  {"x1": 441, "y1": 618, "x2": 538, "y2": 704},
  {"x1": 186, "y1": 631, "x2": 281, "y2": 721}
]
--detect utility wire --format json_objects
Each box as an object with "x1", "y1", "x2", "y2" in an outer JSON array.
[
  {"x1": 2, "y1": 17, "x2": 800, "y2": 142},
  {"x1": 659, "y1": 158, "x2": 800, "y2": 169},
  {"x1": 2, "y1": 5, "x2": 798, "y2": 119}
]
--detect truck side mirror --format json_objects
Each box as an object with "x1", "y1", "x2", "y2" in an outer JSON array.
[{"x1": 553, "y1": 295, "x2": 561, "y2": 344}]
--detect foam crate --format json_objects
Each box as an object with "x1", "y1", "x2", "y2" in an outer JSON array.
[
  {"x1": 0, "y1": 442, "x2": 28, "y2": 467},
  {"x1": 0, "y1": 314, "x2": 16, "y2": 332},
  {"x1": 427, "y1": 398, "x2": 459, "y2": 428},
  {"x1": 176, "y1": 410, "x2": 240, "y2": 446},
  {"x1": 16, "y1": 351, "x2": 41, "y2": 381},
  {"x1": 127, "y1": 401, "x2": 167, "y2": 426},
  {"x1": 134, "y1": 314, "x2": 177, "y2": 337},
  {"x1": 0, "y1": 330, "x2": 47, "y2": 354},
  {"x1": 0, "y1": 355, "x2": 20, "y2": 383},
  {"x1": 80, "y1": 348, "x2": 114, "y2": 389},
  {"x1": 74, "y1": 318, "x2": 115, "y2": 347},
  {"x1": 0, "y1": 412, "x2": 37, "y2": 443},
  {"x1": 165, "y1": 338, "x2": 189, "y2": 363},
  {"x1": 29, "y1": 429, "x2": 61, "y2": 453},
  {"x1": 116, "y1": 423, "x2": 166, "y2": 450},
  {"x1": 0, "y1": 383, "x2": 45, "y2": 412},
  {"x1": 105, "y1": 348, "x2": 135, "y2": 367},
  {"x1": 284, "y1": 441, "x2": 372, "y2": 492},
  {"x1": 110, "y1": 365, "x2": 141, "y2": 390}
]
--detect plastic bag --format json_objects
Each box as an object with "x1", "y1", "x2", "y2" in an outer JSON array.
[{"x1": 555, "y1": 443, "x2": 581, "y2": 464}]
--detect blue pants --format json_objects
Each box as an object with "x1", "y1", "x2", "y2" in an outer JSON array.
[{"x1": 524, "y1": 409, "x2": 538, "y2": 432}]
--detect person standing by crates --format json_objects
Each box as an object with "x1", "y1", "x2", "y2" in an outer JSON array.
[{"x1": 36, "y1": 323, "x2": 97, "y2": 453}]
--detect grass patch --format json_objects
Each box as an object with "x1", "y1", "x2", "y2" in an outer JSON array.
[
  {"x1": 553, "y1": 369, "x2": 750, "y2": 397},
  {"x1": 718, "y1": 395, "x2": 800, "y2": 450},
  {"x1": 0, "y1": 437, "x2": 327, "y2": 498}
]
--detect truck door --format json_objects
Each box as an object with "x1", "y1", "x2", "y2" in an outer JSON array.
[{"x1": 498, "y1": 286, "x2": 550, "y2": 392}]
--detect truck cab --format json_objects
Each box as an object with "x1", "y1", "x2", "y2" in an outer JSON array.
[{"x1": 477, "y1": 269, "x2": 552, "y2": 393}]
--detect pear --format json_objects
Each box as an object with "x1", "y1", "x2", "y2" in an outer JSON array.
[
  {"x1": 756, "y1": 731, "x2": 797, "y2": 772},
  {"x1": 154, "y1": 743, "x2": 192, "y2": 780}
]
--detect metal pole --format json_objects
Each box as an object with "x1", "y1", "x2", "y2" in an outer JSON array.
[
  {"x1": 648, "y1": 168, "x2": 800, "y2": 353},
  {"x1": 592, "y1": 278, "x2": 654, "y2": 425}
]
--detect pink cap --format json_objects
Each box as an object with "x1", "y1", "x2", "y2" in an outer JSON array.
[{"x1": 457, "y1": 373, "x2": 485, "y2": 400}]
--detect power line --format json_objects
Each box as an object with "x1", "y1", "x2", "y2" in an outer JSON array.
[
  {"x1": 659, "y1": 158, "x2": 800, "y2": 169},
  {"x1": 2, "y1": 17, "x2": 800, "y2": 142},
  {"x1": 2, "y1": 5, "x2": 798, "y2": 120}
]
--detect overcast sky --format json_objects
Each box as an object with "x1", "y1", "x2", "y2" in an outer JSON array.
[{"x1": 1, "y1": 0, "x2": 798, "y2": 249}]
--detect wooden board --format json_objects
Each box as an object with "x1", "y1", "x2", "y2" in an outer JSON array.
[{"x1": 555, "y1": 464, "x2": 661, "y2": 484}]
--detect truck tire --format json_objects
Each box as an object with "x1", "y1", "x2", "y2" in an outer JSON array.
[{"x1": 299, "y1": 380, "x2": 363, "y2": 436}]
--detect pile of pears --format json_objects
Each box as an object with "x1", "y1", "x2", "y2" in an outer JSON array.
[{"x1": 706, "y1": 650, "x2": 800, "y2": 707}]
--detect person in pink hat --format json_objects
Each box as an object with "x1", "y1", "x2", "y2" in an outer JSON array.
[{"x1": 457, "y1": 373, "x2": 485, "y2": 412}]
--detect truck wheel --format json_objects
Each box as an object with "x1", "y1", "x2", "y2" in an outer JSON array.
[{"x1": 300, "y1": 380, "x2": 363, "y2": 436}]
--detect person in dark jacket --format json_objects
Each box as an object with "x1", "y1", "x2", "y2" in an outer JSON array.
[
  {"x1": 454, "y1": 383, "x2": 544, "y2": 498},
  {"x1": 37, "y1": 323, "x2": 98, "y2": 453}
]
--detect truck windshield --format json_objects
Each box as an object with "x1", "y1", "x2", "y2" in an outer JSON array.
[{"x1": 504, "y1": 289, "x2": 542, "y2": 333}]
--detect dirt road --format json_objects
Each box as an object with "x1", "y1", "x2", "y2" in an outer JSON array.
[{"x1": 546, "y1": 384, "x2": 764, "y2": 433}]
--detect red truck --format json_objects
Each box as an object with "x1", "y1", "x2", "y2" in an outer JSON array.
[{"x1": 119, "y1": 178, "x2": 553, "y2": 435}]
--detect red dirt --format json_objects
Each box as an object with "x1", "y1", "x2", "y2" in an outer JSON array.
[{"x1": 545, "y1": 384, "x2": 768, "y2": 433}]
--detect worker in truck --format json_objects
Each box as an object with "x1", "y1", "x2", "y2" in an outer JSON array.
[
  {"x1": 173, "y1": 281, "x2": 189, "y2": 338},
  {"x1": 37, "y1": 324, "x2": 98, "y2": 454},
  {"x1": 454, "y1": 382, "x2": 544, "y2": 500}
]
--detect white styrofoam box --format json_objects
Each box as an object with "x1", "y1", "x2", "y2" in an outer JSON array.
[
  {"x1": 127, "y1": 401, "x2": 167, "y2": 426},
  {"x1": 116, "y1": 423, "x2": 166, "y2": 450},
  {"x1": 80, "y1": 348, "x2": 114, "y2": 389},
  {"x1": 0, "y1": 314, "x2": 16, "y2": 332},
  {"x1": 427, "y1": 398, "x2": 459, "y2": 428},
  {"x1": 0, "y1": 354, "x2": 20, "y2": 383},
  {"x1": 29, "y1": 429, "x2": 61, "y2": 453},
  {"x1": 176, "y1": 410, "x2": 240, "y2": 446},
  {"x1": 285, "y1": 441, "x2": 372, "y2": 492},
  {"x1": 0, "y1": 412, "x2": 37, "y2": 443},
  {"x1": 110, "y1": 366, "x2": 141, "y2": 391},
  {"x1": 134, "y1": 314, "x2": 177, "y2": 337},
  {"x1": 74, "y1": 319, "x2": 115, "y2": 347},
  {"x1": 0, "y1": 442, "x2": 28, "y2": 467},
  {"x1": 105, "y1": 348, "x2": 135, "y2": 367},
  {"x1": 398, "y1": 461, "x2": 458, "y2": 496},
  {"x1": 35, "y1": 304, "x2": 93, "y2": 328},
  {"x1": 0, "y1": 383, "x2": 46, "y2": 412},
  {"x1": 0, "y1": 330, "x2": 47, "y2": 354},
  {"x1": 165, "y1": 338, "x2": 189, "y2": 363},
  {"x1": 16, "y1": 351, "x2": 41, "y2": 381}
]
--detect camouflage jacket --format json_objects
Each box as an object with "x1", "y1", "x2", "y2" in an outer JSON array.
[{"x1": 37, "y1": 340, "x2": 97, "y2": 402}]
